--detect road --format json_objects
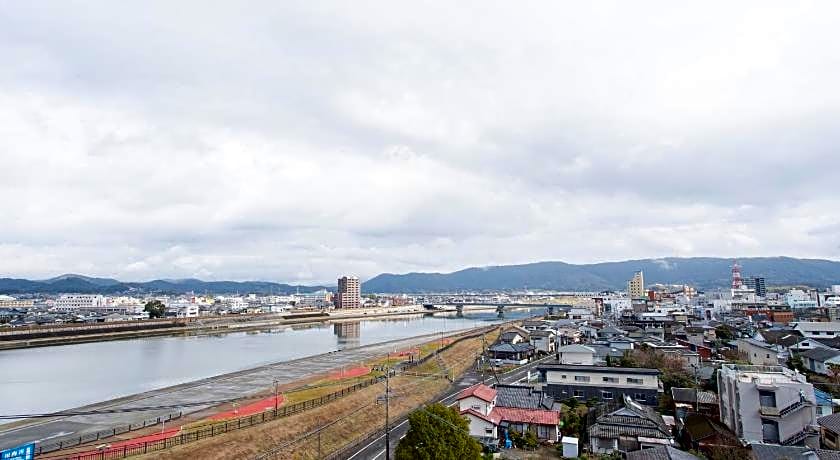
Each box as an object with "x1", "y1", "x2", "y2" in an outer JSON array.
[
  {"x1": 0, "y1": 329, "x2": 490, "y2": 452},
  {"x1": 347, "y1": 355, "x2": 553, "y2": 460}
]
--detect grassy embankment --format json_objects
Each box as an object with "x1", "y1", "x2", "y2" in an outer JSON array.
[{"x1": 134, "y1": 328, "x2": 500, "y2": 459}]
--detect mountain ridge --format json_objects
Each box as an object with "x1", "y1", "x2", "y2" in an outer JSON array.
[
  {"x1": 2, "y1": 256, "x2": 840, "y2": 295},
  {"x1": 363, "y1": 256, "x2": 840, "y2": 292}
]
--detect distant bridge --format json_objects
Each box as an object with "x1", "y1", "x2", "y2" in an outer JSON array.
[{"x1": 422, "y1": 303, "x2": 574, "y2": 315}]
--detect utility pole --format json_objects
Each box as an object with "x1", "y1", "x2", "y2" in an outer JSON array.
[
  {"x1": 274, "y1": 378, "x2": 280, "y2": 416},
  {"x1": 385, "y1": 352, "x2": 391, "y2": 460}
]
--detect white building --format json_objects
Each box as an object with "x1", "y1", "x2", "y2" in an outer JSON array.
[
  {"x1": 557, "y1": 344, "x2": 596, "y2": 365},
  {"x1": 718, "y1": 364, "x2": 818, "y2": 446},
  {"x1": 54, "y1": 295, "x2": 105, "y2": 312}
]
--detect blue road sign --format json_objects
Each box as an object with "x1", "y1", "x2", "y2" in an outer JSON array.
[{"x1": 0, "y1": 443, "x2": 34, "y2": 460}]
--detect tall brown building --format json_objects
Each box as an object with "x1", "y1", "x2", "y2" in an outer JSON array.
[{"x1": 335, "y1": 276, "x2": 361, "y2": 308}]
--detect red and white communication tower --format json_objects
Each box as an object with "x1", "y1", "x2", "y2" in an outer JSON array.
[{"x1": 731, "y1": 260, "x2": 743, "y2": 290}]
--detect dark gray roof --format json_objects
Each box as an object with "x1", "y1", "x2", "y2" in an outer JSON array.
[
  {"x1": 627, "y1": 446, "x2": 700, "y2": 460},
  {"x1": 671, "y1": 388, "x2": 718, "y2": 405},
  {"x1": 494, "y1": 384, "x2": 554, "y2": 410},
  {"x1": 750, "y1": 444, "x2": 840, "y2": 460},
  {"x1": 538, "y1": 363, "x2": 660, "y2": 375},
  {"x1": 813, "y1": 337, "x2": 840, "y2": 349},
  {"x1": 801, "y1": 347, "x2": 840, "y2": 362},
  {"x1": 489, "y1": 343, "x2": 534, "y2": 353},
  {"x1": 589, "y1": 397, "x2": 671, "y2": 441},
  {"x1": 819, "y1": 413, "x2": 840, "y2": 434}
]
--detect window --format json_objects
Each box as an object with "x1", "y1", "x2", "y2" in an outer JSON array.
[
  {"x1": 574, "y1": 390, "x2": 585, "y2": 398},
  {"x1": 766, "y1": 354, "x2": 770, "y2": 359},
  {"x1": 759, "y1": 390, "x2": 777, "y2": 408},
  {"x1": 485, "y1": 428, "x2": 494, "y2": 435},
  {"x1": 602, "y1": 391, "x2": 614, "y2": 400},
  {"x1": 627, "y1": 378, "x2": 643, "y2": 384},
  {"x1": 537, "y1": 425, "x2": 549, "y2": 439},
  {"x1": 603, "y1": 377, "x2": 619, "y2": 383},
  {"x1": 471, "y1": 404, "x2": 481, "y2": 411},
  {"x1": 561, "y1": 374, "x2": 567, "y2": 379},
  {"x1": 634, "y1": 393, "x2": 646, "y2": 401},
  {"x1": 575, "y1": 376, "x2": 591, "y2": 382}
]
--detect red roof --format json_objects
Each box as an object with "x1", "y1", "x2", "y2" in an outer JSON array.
[
  {"x1": 491, "y1": 407, "x2": 560, "y2": 426},
  {"x1": 458, "y1": 384, "x2": 497, "y2": 403},
  {"x1": 460, "y1": 408, "x2": 500, "y2": 424}
]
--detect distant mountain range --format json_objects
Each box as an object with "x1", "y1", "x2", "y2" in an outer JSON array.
[
  {"x1": 0, "y1": 275, "x2": 328, "y2": 295},
  {"x1": 362, "y1": 257, "x2": 840, "y2": 293},
  {"x1": 3, "y1": 257, "x2": 840, "y2": 295}
]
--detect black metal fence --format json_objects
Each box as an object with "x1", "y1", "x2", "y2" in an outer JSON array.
[
  {"x1": 50, "y1": 377, "x2": 384, "y2": 460},
  {"x1": 36, "y1": 411, "x2": 183, "y2": 455}
]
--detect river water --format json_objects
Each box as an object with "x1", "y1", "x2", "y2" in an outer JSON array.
[{"x1": 0, "y1": 308, "x2": 539, "y2": 418}]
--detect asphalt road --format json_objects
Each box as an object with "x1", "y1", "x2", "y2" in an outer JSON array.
[
  {"x1": 0, "y1": 330, "x2": 483, "y2": 452},
  {"x1": 347, "y1": 355, "x2": 553, "y2": 460}
]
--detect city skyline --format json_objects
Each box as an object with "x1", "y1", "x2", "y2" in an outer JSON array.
[{"x1": 3, "y1": 2, "x2": 840, "y2": 284}]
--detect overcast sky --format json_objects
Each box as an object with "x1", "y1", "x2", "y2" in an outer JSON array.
[{"x1": 2, "y1": 1, "x2": 840, "y2": 284}]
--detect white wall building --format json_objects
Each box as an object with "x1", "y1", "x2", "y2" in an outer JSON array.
[
  {"x1": 54, "y1": 295, "x2": 105, "y2": 312},
  {"x1": 718, "y1": 364, "x2": 818, "y2": 446}
]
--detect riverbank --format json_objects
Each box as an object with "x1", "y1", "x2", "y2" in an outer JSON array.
[
  {"x1": 0, "y1": 304, "x2": 525, "y2": 350},
  {"x1": 0, "y1": 323, "x2": 507, "y2": 453}
]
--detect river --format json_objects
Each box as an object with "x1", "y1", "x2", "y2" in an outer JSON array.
[{"x1": 0, "y1": 308, "x2": 540, "y2": 418}]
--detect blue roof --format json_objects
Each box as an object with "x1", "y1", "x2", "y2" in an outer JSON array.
[{"x1": 815, "y1": 388, "x2": 835, "y2": 406}]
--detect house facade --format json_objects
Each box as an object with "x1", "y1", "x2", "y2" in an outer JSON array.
[
  {"x1": 457, "y1": 384, "x2": 561, "y2": 443},
  {"x1": 589, "y1": 396, "x2": 674, "y2": 453},
  {"x1": 537, "y1": 364, "x2": 661, "y2": 406}
]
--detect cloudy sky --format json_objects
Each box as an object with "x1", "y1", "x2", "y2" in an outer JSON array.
[{"x1": 2, "y1": 1, "x2": 839, "y2": 284}]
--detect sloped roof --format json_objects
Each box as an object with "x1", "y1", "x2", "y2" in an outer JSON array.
[
  {"x1": 627, "y1": 446, "x2": 700, "y2": 460},
  {"x1": 813, "y1": 337, "x2": 840, "y2": 349},
  {"x1": 460, "y1": 408, "x2": 499, "y2": 425},
  {"x1": 671, "y1": 388, "x2": 718, "y2": 405},
  {"x1": 458, "y1": 384, "x2": 497, "y2": 403},
  {"x1": 492, "y1": 406, "x2": 560, "y2": 425},
  {"x1": 557, "y1": 344, "x2": 596, "y2": 354},
  {"x1": 760, "y1": 329, "x2": 802, "y2": 347},
  {"x1": 589, "y1": 396, "x2": 671, "y2": 440},
  {"x1": 495, "y1": 384, "x2": 554, "y2": 410},
  {"x1": 801, "y1": 347, "x2": 840, "y2": 362},
  {"x1": 750, "y1": 444, "x2": 840, "y2": 460},
  {"x1": 793, "y1": 322, "x2": 840, "y2": 332},
  {"x1": 682, "y1": 413, "x2": 738, "y2": 444},
  {"x1": 489, "y1": 343, "x2": 535, "y2": 353},
  {"x1": 819, "y1": 413, "x2": 840, "y2": 434}
]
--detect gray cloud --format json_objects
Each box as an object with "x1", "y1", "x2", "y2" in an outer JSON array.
[{"x1": 1, "y1": 1, "x2": 840, "y2": 283}]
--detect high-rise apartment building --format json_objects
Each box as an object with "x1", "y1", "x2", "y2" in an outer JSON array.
[
  {"x1": 335, "y1": 276, "x2": 361, "y2": 308},
  {"x1": 744, "y1": 277, "x2": 767, "y2": 298},
  {"x1": 718, "y1": 364, "x2": 818, "y2": 447},
  {"x1": 628, "y1": 271, "x2": 645, "y2": 300}
]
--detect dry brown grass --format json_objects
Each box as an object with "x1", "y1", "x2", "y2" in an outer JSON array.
[{"x1": 135, "y1": 329, "x2": 497, "y2": 460}]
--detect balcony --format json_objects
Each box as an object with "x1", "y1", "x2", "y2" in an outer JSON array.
[
  {"x1": 781, "y1": 427, "x2": 817, "y2": 446},
  {"x1": 760, "y1": 400, "x2": 813, "y2": 419}
]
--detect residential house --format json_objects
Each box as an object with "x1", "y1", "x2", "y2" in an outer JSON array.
[
  {"x1": 598, "y1": 325, "x2": 626, "y2": 339},
  {"x1": 457, "y1": 384, "x2": 561, "y2": 443},
  {"x1": 568, "y1": 308, "x2": 593, "y2": 321},
  {"x1": 738, "y1": 338, "x2": 783, "y2": 366},
  {"x1": 817, "y1": 413, "x2": 840, "y2": 450},
  {"x1": 607, "y1": 337, "x2": 635, "y2": 351},
  {"x1": 678, "y1": 413, "x2": 741, "y2": 456},
  {"x1": 792, "y1": 322, "x2": 840, "y2": 339},
  {"x1": 816, "y1": 388, "x2": 836, "y2": 418},
  {"x1": 499, "y1": 328, "x2": 529, "y2": 344},
  {"x1": 718, "y1": 364, "x2": 819, "y2": 446},
  {"x1": 529, "y1": 329, "x2": 556, "y2": 355},
  {"x1": 556, "y1": 344, "x2": 596, "y2": 365},
  {"x1": 488, "y1": 343, "x2": 535, "y2": 364},
  {"x1": 537, "y1": 364, "x2": 661, "y2": 406},
  {"x1": 588, "y1": 396, "x2": 674, "y2": 453},
  {"x1": 522, "y1": 320, "x2": 549, "y2": 332},
  {"x1": 800, "y1": 348, "x2": 840, "y2": 376},
  {"x1": 671, "y1": 388, "x2": 720, "y2": 421},
  {"x1": 588, "y1": 344, "x2": 626, "y2": 366}
]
